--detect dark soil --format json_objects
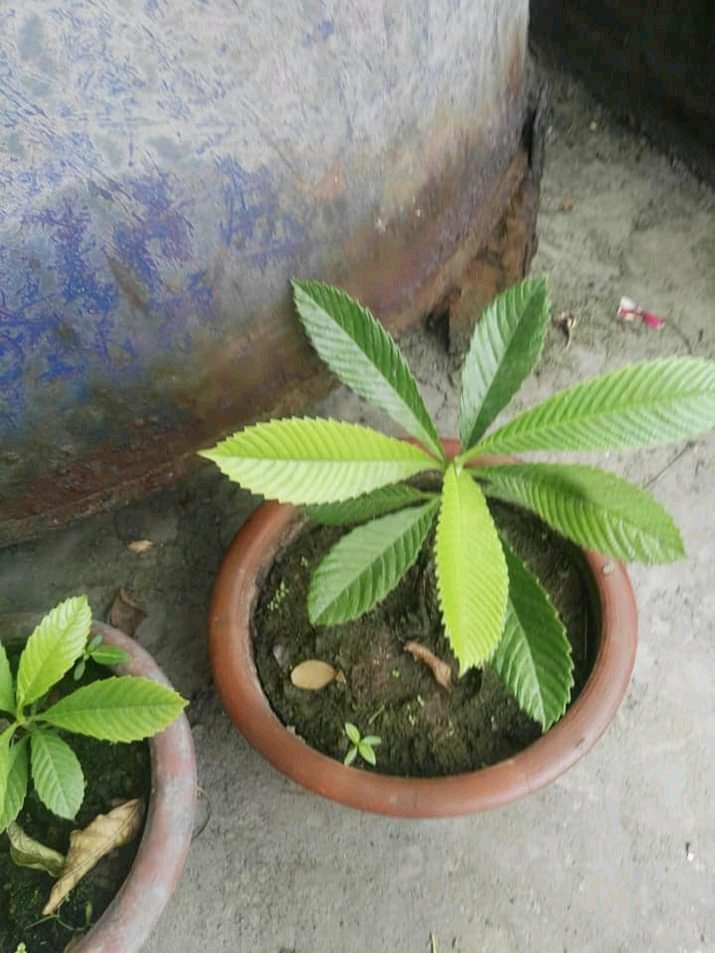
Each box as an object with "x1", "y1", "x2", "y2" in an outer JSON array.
[
  {"x1": 254, "y1": 501, "x2": 594, "y2": 777},
  {"x1": 0, "y1": 657, "x2": 150, "y2": 953}
]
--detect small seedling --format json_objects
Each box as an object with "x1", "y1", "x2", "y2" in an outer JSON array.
[
  {"x1": 73, "y1": 633, "x2": 130, "y2": 681},
  {"x1": 343, "y1": 722, "x2": 381, "y2": 767},
  {"x1": 0, "y1": 596, "x2": 187, "y2": 836}
]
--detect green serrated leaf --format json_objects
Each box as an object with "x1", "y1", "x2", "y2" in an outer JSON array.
[
  {"x1": 16, "y1": 597, "x2": 92, "y2": 709},
  {"x1": 435, "y1": 467, "x2": 508, "y2": 673},
  {"x1": 0, "y1": 641, "x2": 14, "y2": 715},
  {"x1": 31, "y1": 729, "x2": 85, "y2": 821},
  {"x1": 200, "y1": 418, "x2": 438, "y2": 505},
  {"x1": 465, "y1": 357, "x2": 715, "y2": 457},
  {"x1": 308, "y1": 500, "x2": 439, "y2": 625},
  {"x1": 7, "y1": 821, "x2": 66, "y2": 877},
  {"x1": 0, "y1": 729, "x2": 12, "y2": 818},
  {"x1": 89, "y1": 645, "x2": 131, "y2": 668},
  {"x1": 0, "y1": 738, "x2": 29, "y2": 833},
  {"x1": 305, "y1": 484, "x2": 434, "y2": 526},
  {"x1": 460, "y1": 277, "x2": 549, "y2": 448},
  {"x1": 40, "y1": 676, "x2": 187, "y2": 742},
  {"x1": 479, "y1": 463, "x2": 685, "y2": 563},
  {"x1": 358, "y1": 742, "x2": 377, "y2": 766},
  {"x1": 492, "y1": 542, "x2": 574, "y2": 730},
  {"x1": 345, "y1": 722, "x2": 361, "y2": 745},
  {"x1": 292, "y1": 279, "x2": 444, "y2": 459},
  {"x1": 344, "y1": 746, "x2": 357, "y2": 766}
]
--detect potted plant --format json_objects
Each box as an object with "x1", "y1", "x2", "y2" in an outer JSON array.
[
  {"x1": 1, "y1": 596, "x2": 196, "y2": 951},
  {"x1": 203, "y1": 277, "x2": 715, "y2": 816}
]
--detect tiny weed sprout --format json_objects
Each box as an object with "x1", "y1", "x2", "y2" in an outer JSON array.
[
  {"x1": 0, "y1": 596, "x2": 187, "y2": 835},
  {"x1": 344, "y1": 723, "x2": 381, "y2": 767},
  {"x1": 202, "y1": 277, "x2": 715, "y2": 733}
]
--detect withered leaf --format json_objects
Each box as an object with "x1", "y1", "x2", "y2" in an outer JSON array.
[
  {"x1": 108, "y1": 588, "x2": 146, "y2": 637},
  {"x1": 7, "y1": 821, "x2": 65, "y2": 877},
  {"x1": 43, "y1": 798, "x2": 145, "y2": 916},
  {"x1": 403, "y1": 641, "x2": 453, "y2": 690},
  {"x1": 290, "y1": 660, "x2": 337, "y2": 691},
  {"x1": 127, "y1": 539, "x2": 154, "y2": 555}
]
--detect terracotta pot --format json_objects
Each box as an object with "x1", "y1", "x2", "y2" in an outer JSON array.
[
  {"x1": 0, "y1": 617, "x2": 196, "y2": 952},
  {"x1": 209, "y1": 441, "x2": 638, "y2": 817}
]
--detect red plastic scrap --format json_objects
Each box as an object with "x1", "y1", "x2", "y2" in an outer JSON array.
[{"x1": 617, "y1": 296, "x2": 666, "y2": 330}]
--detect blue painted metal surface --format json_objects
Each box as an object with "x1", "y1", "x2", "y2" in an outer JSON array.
[{"x1": 0, "y1": 0, "x2": 530, "y2": 540}]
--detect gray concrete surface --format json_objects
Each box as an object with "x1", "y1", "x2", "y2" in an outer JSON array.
[{"x1": 1, "y1": 68, "x2": 714, "y2": 952}]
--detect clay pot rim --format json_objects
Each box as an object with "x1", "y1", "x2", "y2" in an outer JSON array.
[
  {"x1": 0, "y1": 616, "x2": 197, "y2": 952},
  {"x1": 209, "y1": 441, "x2": 638, "y2": 817}
]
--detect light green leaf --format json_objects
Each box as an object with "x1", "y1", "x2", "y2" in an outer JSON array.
[
  {"x1": 358, "y1": 742, "x2": 377, "y2": 766},
  {"x1": 0, "y1": 641, "x2": 14, "y2": 714},
  {"x1": 435, "y1": 467, "x2": 508, "y2": 673},
  {"x1": 305, "y1": 484, "x2": 434, "y2": 526},
  {"x1": 344, "y1": 746, "x2": 357, "y2": 766},
  {"x1": 479, "y1": 463, "x2": 685, "y2": 563},
  {"x1": 200, "y1": 418, "x2": 438, "y2": 505},
  {"x1": 466, "y1": 357, "x2": 715, "y2": 457},
  {"x1": 362, "y1": 736, "x2": 381, "y2": 747},
  {"x1": 16, "y1": 596, "x2": 92, "y2": 709},
  {"x1": 7, "y1": 820, "x2": 65, "y2": 877},
  {"x1": 88, "y1": 645, "x2": 131, "y2": 668},
  {"x1": 40, "y1": 676, "x2": 187, "y2": 742},
  {"x1": 308, "y1": 500, "x2": 439, "y2": 625},
  {"x1": 0, "y1": 728, "x2": 12, "y2": 817},
  {"x1": 0, "y1": 738, "x2": 29, "y2": 833},
  {"x1": 31, "y1": 729, "x2": 85, "y2": 820},
  {"x1": 492, "y1": 543, "x2": 573, "y2": 730},
  {"x1": 292, "y1": 279, "x2": 444, "y2": 459},
  {"x1": 345, "y1": 722, "x2": 361, "y2": 745},
  {"x1": 459, "y1": 277, "x2": 549, "y2": 448}
]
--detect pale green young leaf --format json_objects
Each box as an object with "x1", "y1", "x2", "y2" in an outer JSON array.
[
  {"x1": 344, "y1": 746, "x2": 357, "y2": 766},
  {"x1": 358, "y1": 742, "x2": 377, "y2": 766},
  {"x1": 479, "y1": 463, "x2": 685, "y2": 563},
  {"x1": 89, "y1": 645, "x2": 131, "y2": 668},
  {"x1": 305, "y1": 484, "x2": 434, "y2": 526},
  {"x1": 16, "y1": 596, "x2": 92, "y2": 709},
  {"x1": 362, "y1": 736, "x2": 381, "y2": 747},
  {"x1": 0, "y1": 738, "x2": 29, "y2": 833},
  {"x1": 492, "y1": 542, "x2": 573, "y2": 730},
  {"x1": 465, "y1": 358, "x2": 715, "y2": 457},
  {"x1": 293, "y1": 279, "x2": 444, "y2": 459},
  {"x1": 345, "y1": 722, "x2": 361, "y2": 745},
  {"x1": 0, "y1": 728, "x2": 11, "y2": 818},
  {"x1": 459, "y1": 277, "x2": 549, "y2": 448},
  {"x1": 435, "y1": 467, "x2": 508, "y2": 673},
  {"x1": 7, "y1": 820, "x2": 65, "y2": 877},
  {"x1": 40, "y1": 676, "x2": 187, "y2": 742},
  {"x1": 31, "y1": 729, "x2": 85, "y2": 820},
  {"x1": 200, "y1": 418, "x2": 438, "y2": 505},
  {"x1": 308, "y1": 500, "x2": 439, "y2": 625},
  {"x1": 0, "y1": 641, "x2": 14, "y2": 714}
]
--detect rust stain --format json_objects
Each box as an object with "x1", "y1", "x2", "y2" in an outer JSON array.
[{"x1": 106, "y1": 254, "x2": 151, "y2": 315}]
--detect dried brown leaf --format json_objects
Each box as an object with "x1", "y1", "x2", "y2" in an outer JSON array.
[
  {"x1": 42, "y1": 798, "x2": 145, "y2": 916},
  {"x1": 7, "y1": 821, "x2": 65, "y2": 877},
  {"x1": 403, "y1": 641, "x2": 453, "y2": 690},
  {"x1": 290, "y1": 660, "x2": 337, "y2": 690},
  {"x1": 128, "y1": 539, "x2": 154, "y2": 555},
  {"x1": 108, "y1": 588, "x2": 146, "y2": 637}
]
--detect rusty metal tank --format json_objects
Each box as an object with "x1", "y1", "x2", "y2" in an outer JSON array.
[{"x1": 0, "y1": 1, "x2": 540, "y2": 544}]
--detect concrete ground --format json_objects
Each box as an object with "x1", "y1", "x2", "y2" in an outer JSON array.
[{"x1": 1, "y1": 67, "x2": 714, "y2": 953}]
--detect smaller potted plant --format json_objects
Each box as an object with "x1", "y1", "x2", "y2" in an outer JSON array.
[
  {"x1": 203, "y1": 276, "x2": 715, "y2": 816},
  {"x1": 1, "y1": 596, "x2": 196, "y2": 952}
]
